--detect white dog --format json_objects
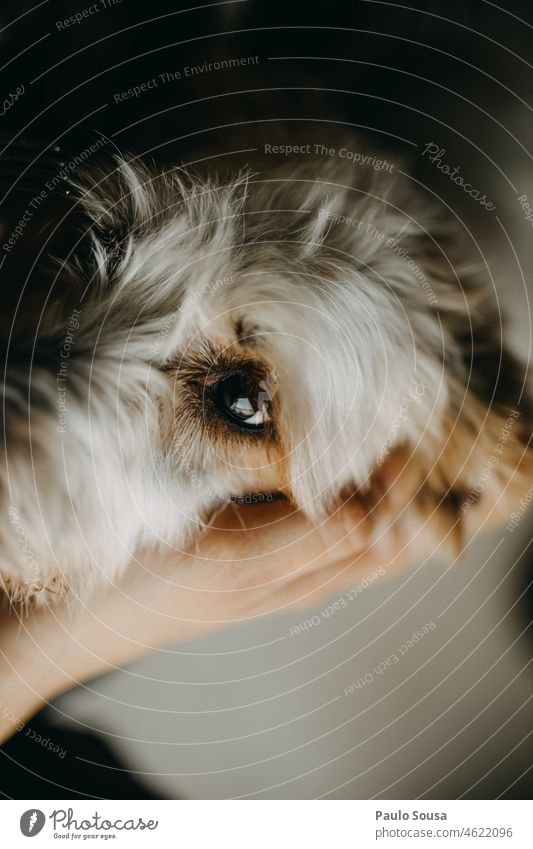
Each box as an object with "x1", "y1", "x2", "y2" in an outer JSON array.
[{"x1": 2, "y1": 142, "x2": 531, "y2": 604}]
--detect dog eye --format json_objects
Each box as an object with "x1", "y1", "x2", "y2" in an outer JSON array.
[{"x1": 213, "y1": 374, "x2": 270, "y2": 429}]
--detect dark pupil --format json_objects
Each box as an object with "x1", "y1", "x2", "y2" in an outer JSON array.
[{"x1": 215, "y1": 374, "x2": 268, "y2": 428}]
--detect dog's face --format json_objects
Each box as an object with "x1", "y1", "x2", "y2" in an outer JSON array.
[
  {"x1": 2, "y1": 154, "x2": 531, "y2": 603},
  {"x1": 76, "y1": 156, "x2": 532, "y2": 525},
  {"x1": 75, "y1": 160, "x2": 448, "y2": 514}
]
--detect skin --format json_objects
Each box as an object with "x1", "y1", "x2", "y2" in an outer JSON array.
[{"x1": 0, "y1": 462, "x2": 423, "y2": 746}]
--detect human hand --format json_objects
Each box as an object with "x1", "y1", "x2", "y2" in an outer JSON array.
[{"x1": 0, "y1": 461, "x2": 422, "y2": 744}]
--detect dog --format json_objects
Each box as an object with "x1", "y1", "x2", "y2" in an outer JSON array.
[{"x1": 2, "y1": 138, "x2": 532, "y2": 605}]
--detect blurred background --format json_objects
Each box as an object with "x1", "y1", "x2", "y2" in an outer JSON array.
[{"x1": 0, "y1": 0, "x2": 532, "y2": 798}]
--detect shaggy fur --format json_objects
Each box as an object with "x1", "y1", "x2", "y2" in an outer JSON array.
[{"x1": 2, "y1": 146, "x2": 532, "y2": 604}]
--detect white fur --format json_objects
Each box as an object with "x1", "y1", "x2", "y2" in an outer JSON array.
[{"x1": 0, "y1": 152, "x2": 498, "y2": 603}]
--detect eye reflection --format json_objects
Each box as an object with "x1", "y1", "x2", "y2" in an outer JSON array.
[{"x1": 213, "y1": 374, "x2": 271, "y2": 429}]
